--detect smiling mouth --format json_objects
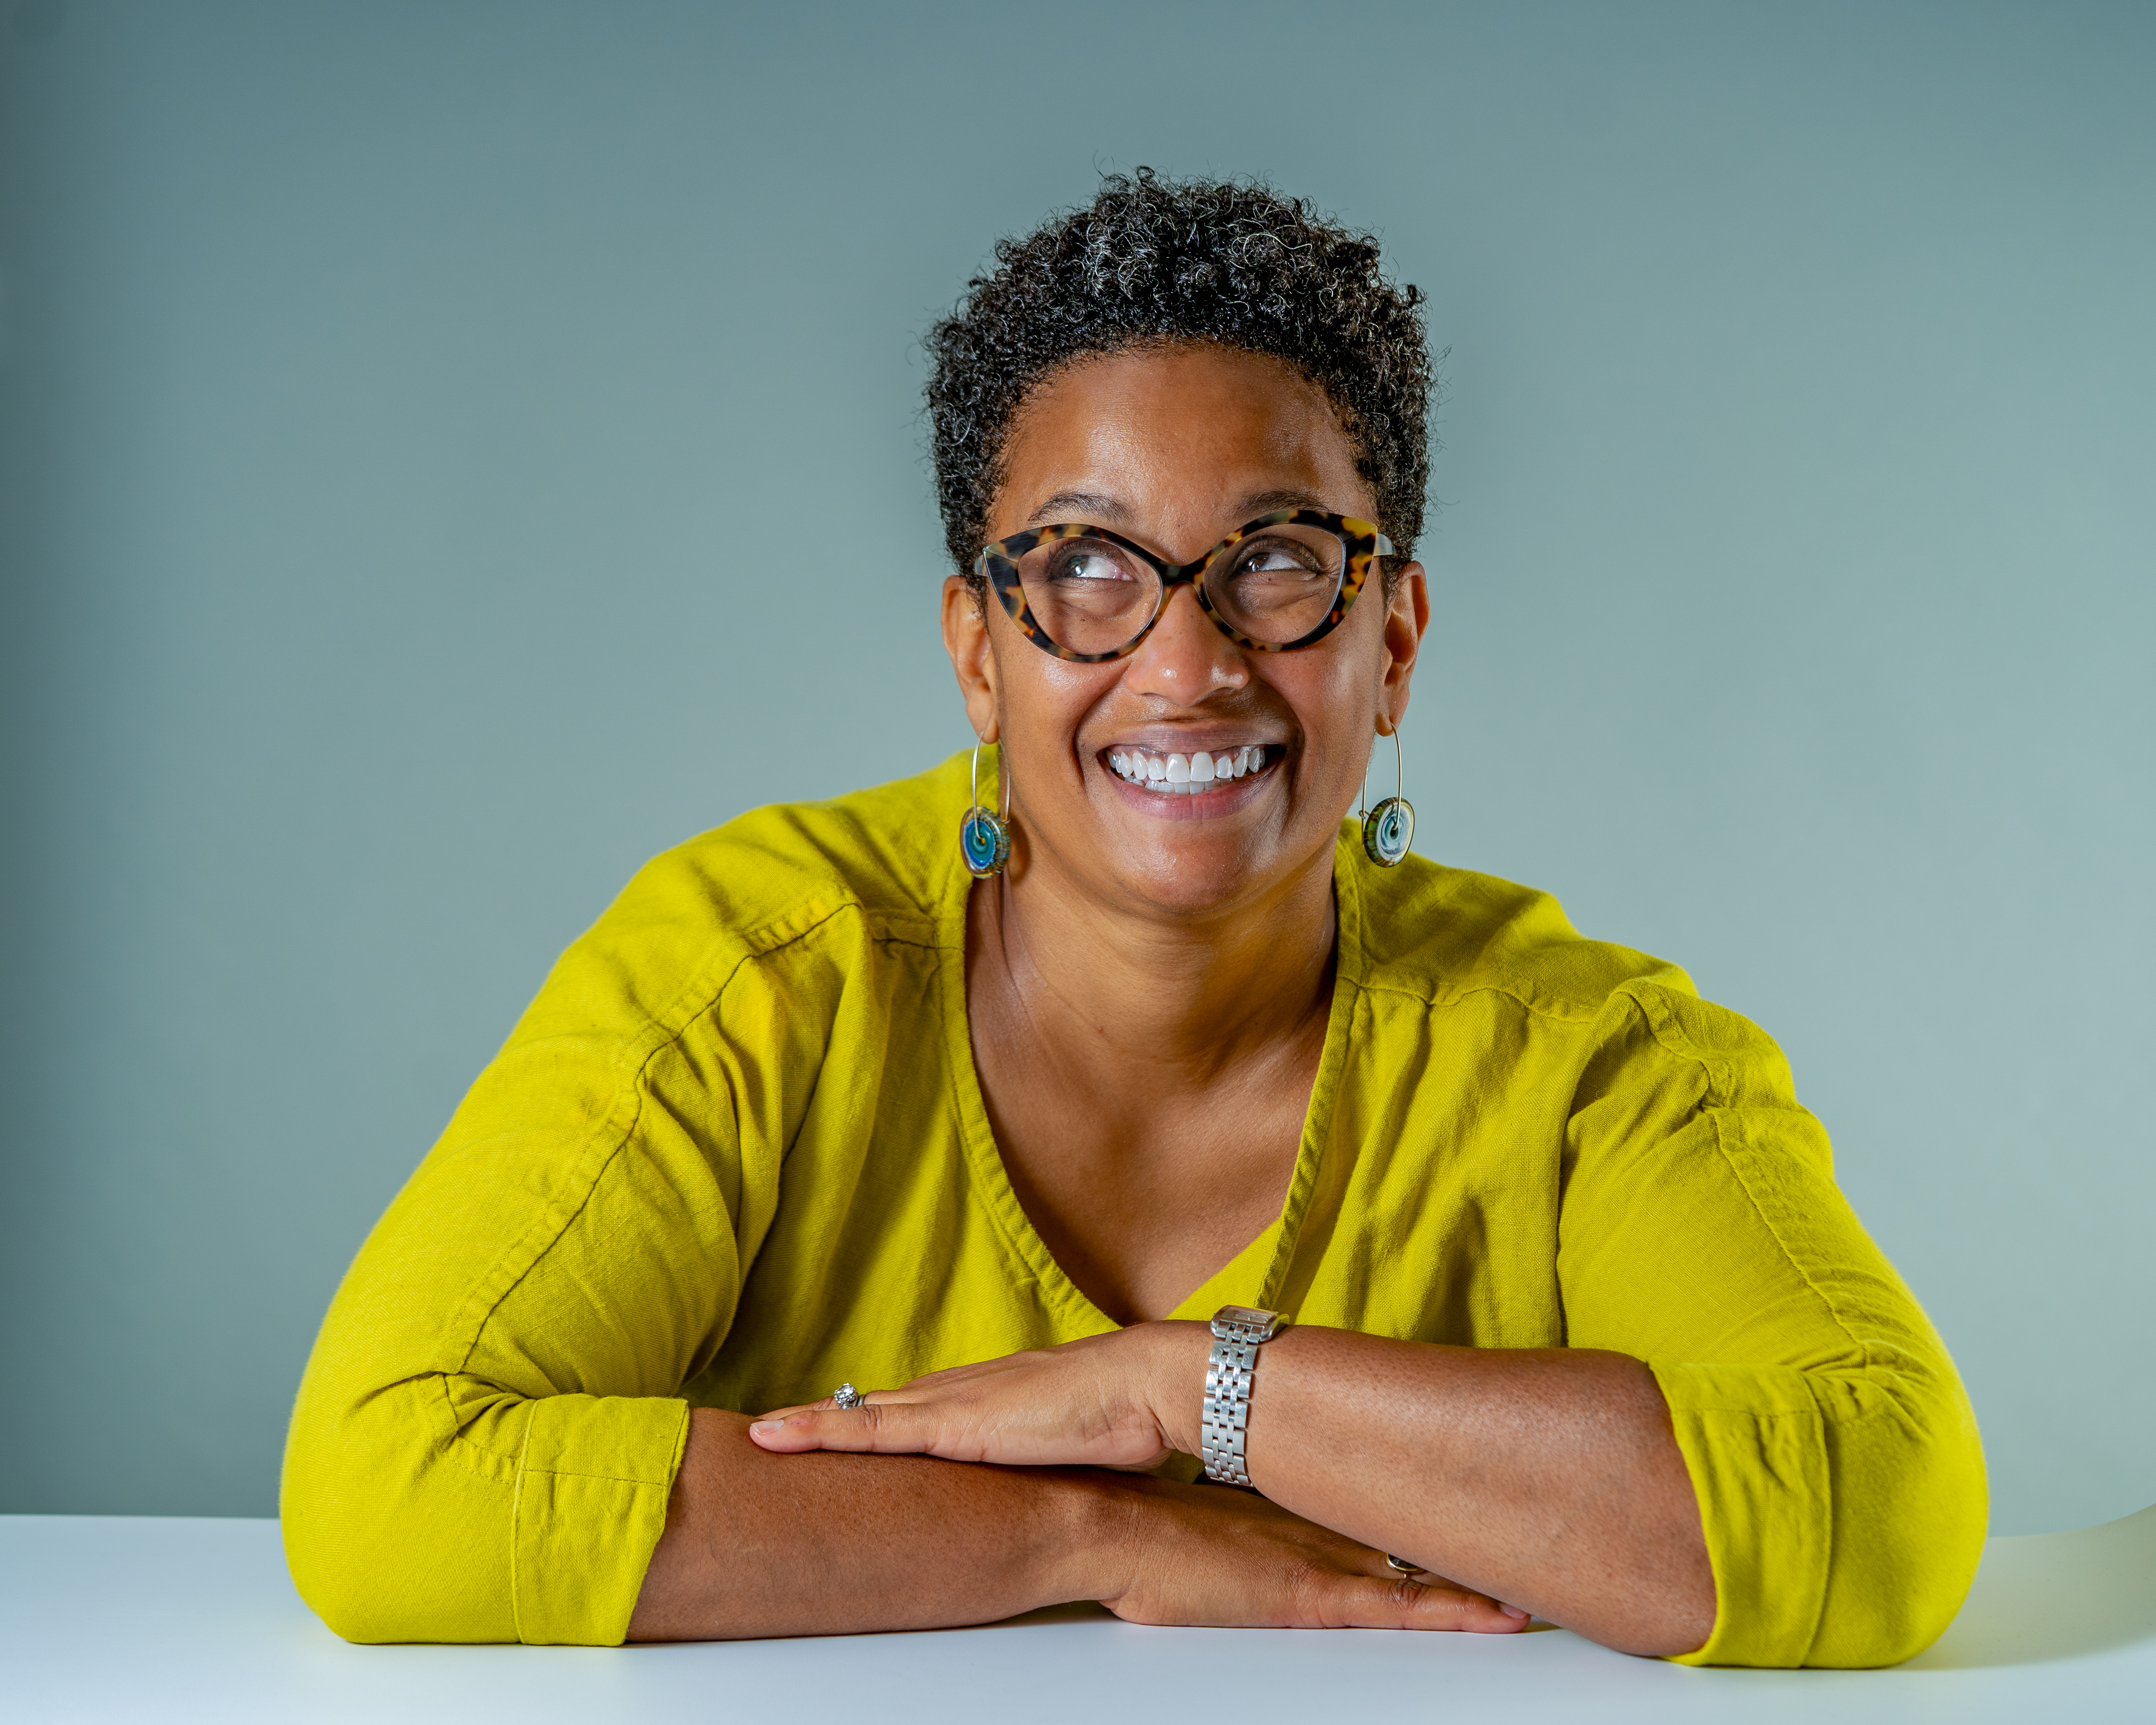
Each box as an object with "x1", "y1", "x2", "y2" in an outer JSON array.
[{"x1": 1104, "y1": 744, "x2": 1275, "y2": 795}]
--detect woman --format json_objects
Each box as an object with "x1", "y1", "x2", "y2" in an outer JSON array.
[{"x1": 282, "y1": 172, "x2": 1985, "y2": 1666}]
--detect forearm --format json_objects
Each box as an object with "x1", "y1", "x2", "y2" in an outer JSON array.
[
  {"x1": 628, "y1": 1408, "x2": 1119, "y2": 1641},
  {"x1": 1155, "y1": 1325, "x2": 1714, "y2": 1656}
]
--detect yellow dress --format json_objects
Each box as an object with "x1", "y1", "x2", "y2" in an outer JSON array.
[{"x1": 281, "y1": 750, "x2": 1986, "y2": 1665}]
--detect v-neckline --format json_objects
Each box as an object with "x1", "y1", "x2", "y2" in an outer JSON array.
[{"x1": 936, "y1": 830, "x2": 1367, "y2": 1335}]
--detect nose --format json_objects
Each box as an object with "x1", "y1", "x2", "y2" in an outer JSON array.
[{"x1": 1121, "y1": 583, "x2": 1250, "y2": 705}]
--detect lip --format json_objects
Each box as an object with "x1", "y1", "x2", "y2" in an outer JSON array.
[
  {"x1": 1100, "y1": 735, "x2": 1280, "y2": 757},
  {"x1": 1094, "y1": 743, "x2": 1284, "y2": 819}
]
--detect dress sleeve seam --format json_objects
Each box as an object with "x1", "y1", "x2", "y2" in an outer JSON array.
[
  {"x1": 443, "y1": 1126, "x2": 650, "y2": 1377},
  {"x1": 407, "y1": 1371, "x2": 682, "y2": 1484},
  {"x1": 507, "y1": 1390, "x2": 539, "y2": 1642},
  {"x1": 440, "y1": 900, "x2": 873, "y2": 1388},
  {"x1": 443, "y1": 942, "x2": 768, "y2": 1378},
  {"x1": 1618, "y1": 988, "x2": 1910, "y2": 1388},
  {"x1": 515, "y1": 1458, "x2": 682, "y2": 1488},
  {"x1": 1703, "y1": 1107, "x2": 1869, "y2": 1362}
]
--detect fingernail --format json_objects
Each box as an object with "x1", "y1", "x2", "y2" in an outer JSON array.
[
  {"x1": 749, "y1": 1419, "x2": 783, "y2": 1436},
  {"x1": 1501, "y1": 1604, "x2": 1528, "y2": 1620}
]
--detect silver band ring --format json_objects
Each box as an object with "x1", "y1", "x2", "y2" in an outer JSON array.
[
  {"x1": 832, "y1": 1383, "x2": 868, "y2": 1410},
  {"x1": 1385, "y1": 1554, "x2": 1422, "y2": 1576}
]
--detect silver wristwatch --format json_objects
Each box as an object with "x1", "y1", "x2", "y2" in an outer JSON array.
[{"x1": 1200, "y1": 1305, "x2": 1287, "y2": 1487}]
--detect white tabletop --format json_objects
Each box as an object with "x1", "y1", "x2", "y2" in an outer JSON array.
[{"x1": 4, "y1": 1509, "x2": 2153, "y2": 1723}]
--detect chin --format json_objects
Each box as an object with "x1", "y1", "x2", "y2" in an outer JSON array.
[{"x1": 1100, "y1": 830, "x2": 1298, "y2": 923}]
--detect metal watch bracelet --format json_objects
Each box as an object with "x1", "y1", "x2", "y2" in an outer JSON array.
[{"x1": 1199, "y1": 1305, "x2": 1287, "y2": 1486}]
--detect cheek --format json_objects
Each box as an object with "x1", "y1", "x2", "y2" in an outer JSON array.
[
  {"x1": 1273, "y1": 643, "x2": 1384, "y2": 758},
  {"x1": 994, "y1": 640, "x2": 1119, "y2": 755}
]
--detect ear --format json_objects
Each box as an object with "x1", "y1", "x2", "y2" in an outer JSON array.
[
  {"x1": 941, "y1": 575, "x2": 1001, "y2": 744},
  {"x1": 1374, "y1": 563, "x2": 1429, "y2": 737}
]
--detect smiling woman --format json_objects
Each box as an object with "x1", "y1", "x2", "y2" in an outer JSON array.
[{"x1": 280, "y1": 172, "x2": 1986, "y2": 1668}]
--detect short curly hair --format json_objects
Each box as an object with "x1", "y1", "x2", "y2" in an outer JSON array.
[{"x1": 926, "y1": 169, "x2": 1434, "y2": 592}]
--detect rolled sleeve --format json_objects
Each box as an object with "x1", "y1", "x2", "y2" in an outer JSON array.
[
  {"x1": 1651, "y1": 1363, "x2": 1831, "y2": 1665},
  {"x1": 510, "y1": 1392, "x2": 693, "y2": 1645},
  {"x1": 283, "y1": 1013, "x2": 744, "y2": 1643}
]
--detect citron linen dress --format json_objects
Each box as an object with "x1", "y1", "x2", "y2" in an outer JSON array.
[{"x1": 282, "y1": 751, "x2": 1985, "y2": 1665}]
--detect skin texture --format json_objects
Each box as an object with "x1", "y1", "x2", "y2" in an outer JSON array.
[
  {"x1": 631, "y1": 345, "x2": 1715, "y2": 1655},
  {"x1": 633, "y1": 1409, "x2": 1521, "y2": 1642},
  {"x1": 748, "y1": 1328, "x2": 1713, "y2": 1653}
]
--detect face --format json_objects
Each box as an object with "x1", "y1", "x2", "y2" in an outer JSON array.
[{"x1": 941, "y1": 343, "x2": 1427, "y2": 923}]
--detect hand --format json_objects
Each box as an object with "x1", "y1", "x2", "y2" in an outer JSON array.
[
  {"x1": 748, "y1": 1325, "x2": 1197, "y2": 1468},
  {"x1": 747, "y1": 1330, "x2": 1531, "y2": 1632},
  {"x1": 1093, "y1": 1473, "x2": 1528, "y2": 1632}
]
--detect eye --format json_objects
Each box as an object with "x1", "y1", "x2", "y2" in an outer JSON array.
[
  {"x1": 1230, "y1": 537, "x2": 1327, "y2": 579},
  {"x1": 1047, "y1": 540, "x2": 1138, "y2": 584},
  {"x1": 1205, "y1": 527, "x2": 1347, "y2": 641}
]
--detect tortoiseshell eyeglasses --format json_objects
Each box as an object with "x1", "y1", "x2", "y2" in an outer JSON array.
[{"x1": 973, "y1": 510, "x2": 1393, "y2": 662}]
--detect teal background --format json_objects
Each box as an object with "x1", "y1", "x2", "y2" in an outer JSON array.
[{"x1": 1, "y1": 1, "x2": 2150, "y2": 1535}]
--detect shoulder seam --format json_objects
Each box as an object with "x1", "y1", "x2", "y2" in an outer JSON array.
[
  {"x1": 1350, "y1": 972, "x2": 1623, "y2": 1026},
  {"x1": 731, "y1": 894, "x2": 949, "y2": 963}
]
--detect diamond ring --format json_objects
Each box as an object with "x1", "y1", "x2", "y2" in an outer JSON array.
[{"x1": 832, "y1": 1383, "x2": 868, "y2": 1410}]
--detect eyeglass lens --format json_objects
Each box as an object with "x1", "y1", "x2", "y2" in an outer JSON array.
[{"x1": 1014, "y1": 525, "x2": 1348, "y2": 655}]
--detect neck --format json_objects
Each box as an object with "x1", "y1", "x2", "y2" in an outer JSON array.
[{"x1": 972, "y1": 840, "x2": 1340, "y2": 1083}]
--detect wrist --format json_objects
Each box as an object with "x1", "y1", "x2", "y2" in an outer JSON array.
[
  {"x1": 1041, "y1": 1467, "x2": 1147, "y2": 1605},
  {"x1": 1136, "y1": 1320, "x2": 1214, "y2": 1459}
]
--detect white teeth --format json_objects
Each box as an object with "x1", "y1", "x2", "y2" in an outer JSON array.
[{"x1": 1107, "y1": 744, "x2": 1270, "y2": 791}]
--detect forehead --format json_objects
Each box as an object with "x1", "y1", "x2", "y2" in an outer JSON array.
[{"x1": 992, "y1": 344, "x2": 1372, "y2": 539}]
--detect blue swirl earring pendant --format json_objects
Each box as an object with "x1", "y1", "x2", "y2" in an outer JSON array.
[
  {"x1": 959, "y1": 741, "x2": 1012, "y2": 879},
  {"x1": 1360, "y1": 729, "x2": 1415, "y2": 868}
]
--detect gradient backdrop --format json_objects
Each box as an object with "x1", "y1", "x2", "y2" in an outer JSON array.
[{"x1": 2, "y1": 1, "x2": 2150, "y2": 1536}]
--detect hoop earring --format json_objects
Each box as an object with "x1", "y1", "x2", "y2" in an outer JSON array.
[
  {"x1": 959, "y1": 741, "x2": 1012, "y2": 879},
  {"x1": 1359, "y1": 729, "x2": 1415, "y2": 868}
]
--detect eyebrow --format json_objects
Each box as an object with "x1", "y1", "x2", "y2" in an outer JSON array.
[
  {"x1": 1024, "y1": 490, "x2": 1127, "y2": 526},
  {"x1": 1022, "y1": 486, "x2": 1334, "y2": 529},
  {"x1": 1235, "y1": 487, "x2": 1331, "y2": 516}
]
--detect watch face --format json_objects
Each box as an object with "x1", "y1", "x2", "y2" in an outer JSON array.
[{"x1": 1213, "y1": 1305, "x2": 1284, "y2": 1339}]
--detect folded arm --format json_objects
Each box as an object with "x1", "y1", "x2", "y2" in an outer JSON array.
[
  {"x1": 628, "y1": 1407, "x2": 1523, "y2": 1640},
  {"x1": 748, "y1": 1325, "x2": 1711, "y2": 1654}
]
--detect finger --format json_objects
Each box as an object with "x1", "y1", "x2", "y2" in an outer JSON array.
[
  {"x1": 1370, "y1": 1557, "x2": 1456, "y2": 1590},
  {"x1": 1372, "y1": 1577, "x2": 1526, "y2": 1633},
  {"x1": 1364, "y1": 1553, "x2": 1530, "y2": 1626},
  {"x1": 747, "y1": 1399, "x2": 968, "y2": 1459},
  {"x1": 749, "y1": 1389, "x2": 1171, "y2": 1468},
  {"x1": 1315, "y1": 1574, "x2": 1531, "y2": 1634},
  {"x1": 750, "y1": 1400, "x2": 829, "y2": 1421}
]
